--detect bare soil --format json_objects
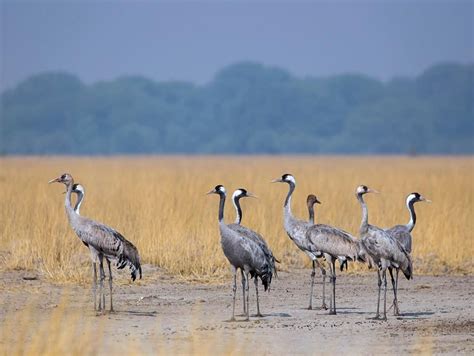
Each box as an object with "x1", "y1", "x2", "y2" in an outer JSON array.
[{"x1": 1, "y1": 267, "x2": 473, "y2": 354}]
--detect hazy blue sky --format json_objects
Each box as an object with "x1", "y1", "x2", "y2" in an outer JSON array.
[{"x1": 1, "y1": 0, "x2": 473, "y2": 91}]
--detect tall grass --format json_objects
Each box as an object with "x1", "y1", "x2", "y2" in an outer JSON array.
[{"x1": 0, "y1": 156, "x2": 472, "y2": 283}]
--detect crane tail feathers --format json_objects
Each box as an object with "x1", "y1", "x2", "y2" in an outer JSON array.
[
  {"x1": 402, "y1": 260, "x2": 413, "y2": 280},
  {"x1": 115, "y1": 239, "x2": 142, "y2": 282},
  {"x1": 260, "y1": 273, "x2": 271, "y2": 292}
]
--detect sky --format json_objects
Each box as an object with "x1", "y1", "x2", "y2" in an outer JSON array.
[{"x1": 1, "y1": 0, "x2": 473, "y2": 91}]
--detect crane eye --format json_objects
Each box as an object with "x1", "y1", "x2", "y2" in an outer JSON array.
[{"x1": 61, "y1": 174, "x2": 66, "y2": 179}]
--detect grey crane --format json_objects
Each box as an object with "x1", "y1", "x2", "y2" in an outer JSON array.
[
  {"x1": 385, "y1": 192, "x2": 430, "y2": 315},
  {"x1": 49, "y1": 173, "x2": 142, "y2": 313},
  {"x1": 356, "y1": 185, "x2": 412, "y2": 320},
  {"x1": 305, "y1": 196, "x2": 363, "y2": 315},
  {"x1": 307, "y1": 195, "x2": 348, "y2": 272},
  {"x1": 70, "y1": 182, "x2": 114, "y2": 310},
  {"x1": 229, "y1": 188, "x2": 277, "y2": 317},
  {"x1": 272, "y1": 174, "x2": 327, "y2": 310},
  {"x1": 207, "y1": 185, "x2": 274, "y2": 321}
]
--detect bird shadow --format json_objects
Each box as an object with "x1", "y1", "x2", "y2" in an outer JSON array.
[
  {"x1": 223, "y1": 312, "x2": 291, "y2": 322},
  {"x1": 329, "y1": 308, "x2": 370, "y2": 316},
  {"x1": 395, "y1": 311, "x2": 435, "y2": 320},
  {"x1": 223, "y1": 318, "x2": 249, "y2": 323},
  {"x1": 115, "y1": 310, "x2": 158, "y2": 317},
  {"x1": 300, "y1": 307, "x2": 328, "y2": 311},
  {"x1": 260, "y1": 312, "x2": 292, "y2": 318}
]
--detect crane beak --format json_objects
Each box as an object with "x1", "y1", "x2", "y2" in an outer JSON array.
[
  {"x1": 316, "y1": 198, "x2": 322, "y2": 204},
  {"x1": 368, "y1": 188, "x2": 380, "y2": 194},
  {"x1": 205, "y1": 189, "x2": 216, "y2": 195},
  {"x1": 48, "y1": 177, "x2": 60, "y2": 184},
  {"x1": 271, "y1": 178, "x2": 282, "y2": 183},
  {"x1": 246, "y1": 192, "x2": 258, "y2": 199},
  {"x1": 421, "y1": 196, "x2": 432, "y2": 203}
]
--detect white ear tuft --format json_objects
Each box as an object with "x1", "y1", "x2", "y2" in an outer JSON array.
[
  {"x1": 286, "y1": 175, "x2": 296, "y2": 184},
  {"x1": 232, "y1": 189, "x2": 243, "y2": 199},
  {"x1": 406, "y1": 193, "x2": 417, "y2": 206}
]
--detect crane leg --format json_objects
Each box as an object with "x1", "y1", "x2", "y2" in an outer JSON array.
[
  {"x1": 239, "y1": 269, "x2": 246, "y2": 316},
  {"x1": 329, "y1": 259, "x2": 337, "y2": 315},
  {"x1": 382, "y1": 269, "x2": 388, "y2": 321},
  {"x1": 92, "y1": 262, "x2": 97, "y2": 311},
  {"x1": 244, "y1": 272, "x2": 250, "y2": 321},
  {"x1": 230, "y1": 267, "x2": 237, "y2": 322},
  {"x1": 389, "y1": 268, "x2": 400, "y2": 316},
  {"x1": 107, "y1": 259, "x2": 114, "y2": 312},
  {"x1": 308, "y1": 260, "x2": 316, "y2": 310},
  {"x1": 97, "y1": 257, "x2": 102, "y2": 312},
  {"x1": 369, "y1": 270, "x2": 382, "y2": 320},
  {"x1": 254, "y1": 277, "x2": 263, "y2": 317},
  {"x1": 320, "y1": 265, "x2": 328, "y2": 310},
  {"x1": 395, "y1": 269, "x2": 400, "y2": 314},
  {"x1": 98, "y1": 257, "x2": 106, "y2": 313}
]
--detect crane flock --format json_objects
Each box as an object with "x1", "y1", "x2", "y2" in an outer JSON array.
[{"x1": 49, "y1": 172, "x2": 429, "y2": 321}]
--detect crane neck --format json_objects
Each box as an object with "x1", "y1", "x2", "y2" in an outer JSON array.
[
  {"x1": 64, "y1": 182, "x2": 76, "y2": 220},
  {"x1": 74, "y1": 191, "x2": 84, "y2": 215},
  {"x1": 357, "y1": 193, "x2": 369, "y2": 235},
  {"x1": 406, "y1": 199, "x2": 417, "y2": 232},
  {"x1": 217, "y1": 192, "x2": 226, "y2": 224},
  {"x1": 232, "y1": 195, "x2": 243, "y2": 224},
  {"x1": 284, "y1": 181, "x2": 295, "y2": 213},
  {"x1": 308, "y1": 203, "x2": 315, "y2": 224}
]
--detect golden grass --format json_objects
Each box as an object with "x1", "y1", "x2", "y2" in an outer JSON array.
[{"x1": 0, "y1": 156, "x2": 472, "y2": 284}]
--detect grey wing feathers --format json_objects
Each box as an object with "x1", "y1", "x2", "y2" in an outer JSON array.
[
  {"x1": 224, "y1": 225, "x2": 274, "y2": 291},
  {"x1": 228, "y1": 223, "x2": 278, "y2": 272},
  {"x1": 115, "y1": 232, "x2": 142, "y2": 281},
  {"x1": 385, "y1": 225, "x2": 412, "y2": 253},
  {"x1": 77, "y1": 220, "x2": 142, "y2": 281},
  {"x1": 306, "y1": 224, "x2": 360, "y2": 261},
  {"x1": 361, "y1": 227, "x2": 412, "y2": 280}
]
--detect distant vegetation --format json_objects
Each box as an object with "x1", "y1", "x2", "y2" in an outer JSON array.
[{"x1": 1, "y1": 62, "x2": 472, "y2": 154}]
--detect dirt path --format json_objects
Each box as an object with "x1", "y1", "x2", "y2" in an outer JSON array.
[{"x1": 1, "y1": 267, "x2": 473, "y2": 354}]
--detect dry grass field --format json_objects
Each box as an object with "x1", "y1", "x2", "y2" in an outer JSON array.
[{"x1": 0, "y1": 156, "x2": 472, "y2": 283}]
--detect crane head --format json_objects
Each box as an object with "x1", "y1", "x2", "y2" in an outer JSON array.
[
  {"x1": 206, "y1": 185, "x2": 226, "y2": 196},
  {"x1": 407, "y1": 192, "x2": 431, "y2": 205},
  {"x1": 271, "y1": 173, "x2": 296, "y2": 185},
  {"x1": 49, "y1": 173, "x2": 73, "y2": 186},
  {"x1": 356, "y1": 185, "x2": 379, "y2": 195},
  {"x1": 307, "y1": 194, "x2": 321, "y2": 206},
  {"x1": 232, "y1": 188, "x2": 258, "y2": 201}
]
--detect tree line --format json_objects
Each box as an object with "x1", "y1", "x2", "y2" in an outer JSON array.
[{"x1": 1, "y1": 61, "x2": 472, "y2": 154}]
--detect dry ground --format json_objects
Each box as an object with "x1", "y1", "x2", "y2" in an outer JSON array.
[{"x1": 1, "y1": 266, "x2": 473, "y2": 355}]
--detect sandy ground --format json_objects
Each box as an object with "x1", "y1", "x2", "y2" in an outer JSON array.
[{"x1": 1, "y1": 266, "x2": 473, "y2": 354}]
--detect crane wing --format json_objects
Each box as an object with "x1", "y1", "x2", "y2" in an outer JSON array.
[
  {"x1": 385, "y1": 225, "x2": 412, "y2": 253},
  {"x1": 76, "y1": 219, "x2": 142, "y2": 281},
  {"x1": 306, "y1": 224, "x2": 360, "y2": 261},
  {"x1": 361, "y1": 227, "x2": 412, "y2": 280}
]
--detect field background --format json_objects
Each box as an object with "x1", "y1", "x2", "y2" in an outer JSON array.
[{"x1": 0, "y1": 156, "x2": 472, "y2": 284}]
